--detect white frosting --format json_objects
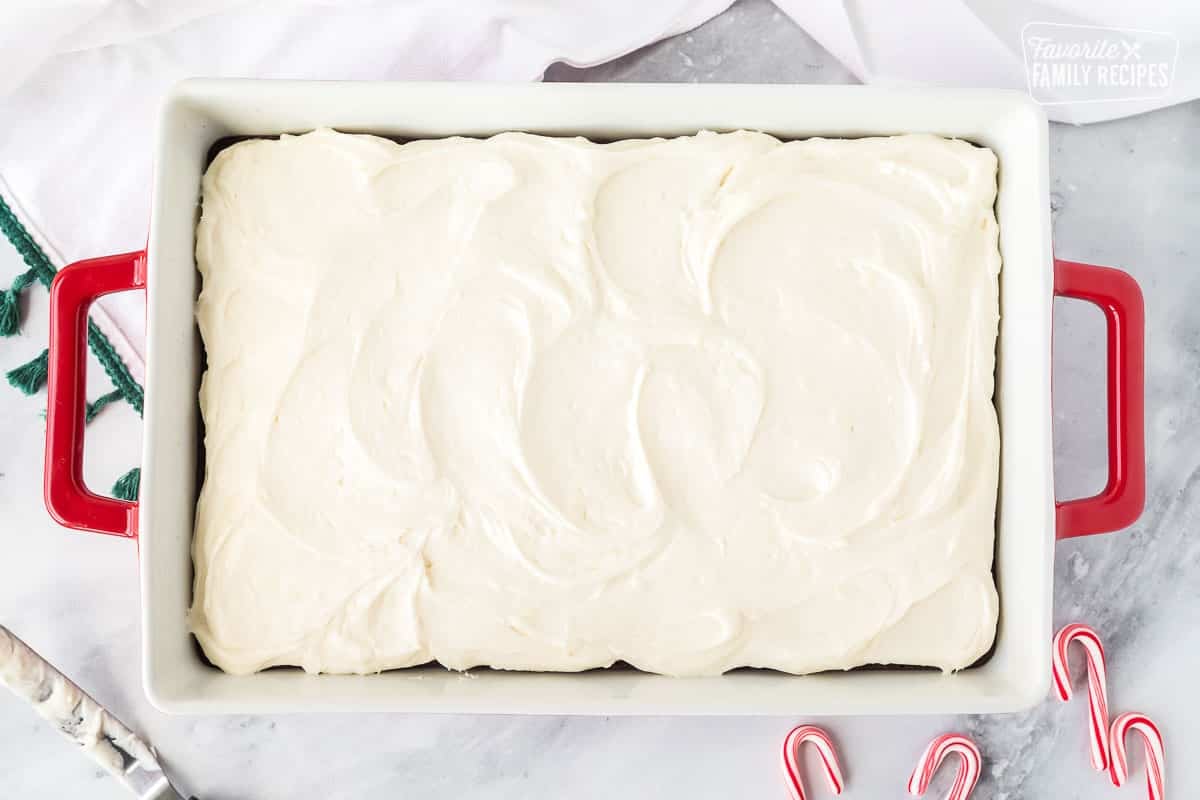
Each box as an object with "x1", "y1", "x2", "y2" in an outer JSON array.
[{"x1": 192, "y1": 128, "x2": 1000, "y2": 677}]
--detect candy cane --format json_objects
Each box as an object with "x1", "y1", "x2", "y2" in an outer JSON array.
[
  {"x1": 781, "y1": 725, "x2": 844, "y2": 800},
  {"x1": 1109, "y1": 712, "x2": 1166, "y2": 800},
  {"x1": 907, "y1": 733, "x2": 981, "y2": 800},
  {"x1": 1052, "y1": 622, "x2": 1111, "y2": 770}
]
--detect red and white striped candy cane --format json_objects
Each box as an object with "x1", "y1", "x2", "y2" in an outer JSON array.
[
  {"x1": 906, "y1": 733, "x2": 981, "y2": 800},
  {"x1": 781, "y1": 725, "x2": 844, "y2": 800},
  {"x1": 1052, "y1": 622, "x2": 1111, "y2": 770},
  {"x1": 1109, "y1": 712, "x2": 1166, "y2": 800}
]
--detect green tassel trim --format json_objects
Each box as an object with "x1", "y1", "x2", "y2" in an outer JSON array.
[
  {"x1": 112, "y1": 467, "x2": 140, "y2": 501},
  {"x1": 0, "y1": 195, "x2": 144, "y2": 415},
  {"x1": 87, "y1": 319, "x2": 143, "y2": 415},
  {"x1": 86, "y1": 388, "x2": 124, "y2": 422},
  {"x1": 6, "y1": 348, "x2": 48, "y2": 394},
  {"x1": 0, "y1": 203, "x2": 56, "y2": 290},
  {"x1": 0, "y1": 267, "x2": 36, "y2": 336},
  {"x1": 0, "y1": 290, "x2": 17, "y2": 337}
]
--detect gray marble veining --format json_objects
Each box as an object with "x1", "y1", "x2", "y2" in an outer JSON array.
[{"x1": 0, "y1": 0, "x2": 1196, "y2": 797}]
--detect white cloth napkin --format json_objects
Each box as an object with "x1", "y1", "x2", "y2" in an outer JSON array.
[{"x1": 1, "y1": 0, "x2": 1195, "y2": 380}]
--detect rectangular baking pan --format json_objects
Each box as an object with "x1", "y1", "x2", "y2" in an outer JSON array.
[{"x1": 42, "y1": 81, "x2": 1144, "y2": 714}]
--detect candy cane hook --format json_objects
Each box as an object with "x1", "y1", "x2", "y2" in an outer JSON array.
[
  {"x1": 1052, "y1": 622, "x2": 1111, "y2": 770},
  {"x1": 782, "y1": 725, "x2": 845, "y2": 800},
  {"x1": 907, "y1": 733, "x2": 981, "y2": 800},
  {"x1": 1109, "y1": 712, "x2": 1166, "y2": 800}
]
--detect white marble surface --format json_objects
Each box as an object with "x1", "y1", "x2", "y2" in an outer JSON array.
[{"x1": 1, "y1": 1, "x2": 1196, "y2": 797}]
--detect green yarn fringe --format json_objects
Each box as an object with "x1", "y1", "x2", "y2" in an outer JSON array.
[
  {"x1": 6, "y1": 348, "x2": 48, "y2": 394},
  {"x1": 0, "y1": 200, "x2": 56, "y2": 290},
  {"x1": 86, "y1": 388, "x2": 124, "y2": 422},
  {"x1": 87, "y1": 318, "x2": 143, "y2": 415},
  {"x1": 5, "y1": 356, "x2": 127, "y2": 421},
  {"x1": 0, "y1": 193, "x2": 144, "y2": 417},
  {"x1": 112, "y1": 467, "x2": 140, "y2": 501},
  {"x1": 0, "y1": 289, "x2": 17, "y2": 337},
  {"x1": 0, "y1": 267, "x2": 37, "y2": 336}
]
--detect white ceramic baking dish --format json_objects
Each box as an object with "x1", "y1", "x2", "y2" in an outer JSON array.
[{"x1": 42, "y1": 80, "x2": 1145, "y2": 715}]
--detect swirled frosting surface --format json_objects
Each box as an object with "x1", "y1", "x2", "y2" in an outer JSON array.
[{"x1": 192, "y1": 128, "x2": 1000, "y2": 676}]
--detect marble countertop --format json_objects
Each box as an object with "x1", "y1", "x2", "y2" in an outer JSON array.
[{"x1": 1, "y1": 1, "x2": 1196, "y2": 797}]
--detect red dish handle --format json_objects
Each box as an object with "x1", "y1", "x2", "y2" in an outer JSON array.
[
  {"x1": 1053, "y1": 258, "x2": 1145, "y2": 539},
  {"x1": 44, "y1": 251, "x2": 147, "y2": 538}
]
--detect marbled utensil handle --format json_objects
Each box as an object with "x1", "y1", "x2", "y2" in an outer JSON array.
[{"x1": 0, "y1": 625, "x2": 187, "y2": 799}]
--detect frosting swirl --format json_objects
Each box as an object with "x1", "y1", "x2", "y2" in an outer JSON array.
[{"x1": 192, "y1": 128, "x2": 1000, "y2": 676}]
